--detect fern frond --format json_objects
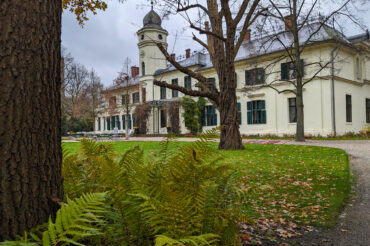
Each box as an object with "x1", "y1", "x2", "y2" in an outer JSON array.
[{"x1": 42, "y1": 192, "x2": 107, "y2": 246}]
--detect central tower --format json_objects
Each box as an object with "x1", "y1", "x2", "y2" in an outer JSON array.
[{"x1": 137, "y1": 7, "x2": 168, "y2": 77}]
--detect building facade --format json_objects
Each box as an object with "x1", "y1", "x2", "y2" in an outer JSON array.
[{"x1": 95, "y1": 9, "x2": 370, "y2": 136}]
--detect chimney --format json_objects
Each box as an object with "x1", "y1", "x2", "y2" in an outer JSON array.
[
  {"x1": 186, "y1": 49, "x2": 191, "y2": 58},
  {"x1": 171, "y1": 53, "x2": 176, "y2": 61},
  {"x1": 244, "y1": 29, "x2": 251, "y2": 41},
  {"x1": 131, "y1": 66, "x2": 139, "y2": 78},
  {"x1": 284, "y1": 15, "x2": 294, "y2": 31}
]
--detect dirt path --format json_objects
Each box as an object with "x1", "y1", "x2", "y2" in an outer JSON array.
[{"x1": 285, "y1": 140, "x2": 370, "y2": 246}]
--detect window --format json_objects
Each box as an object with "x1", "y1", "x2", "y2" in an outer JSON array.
[
  {"x1": 142, "y1": 62, "x2": 145, "y2": 76},
  {"x1": 160, "y1": 110, "x2": 167, "y2": 128},
  {"x1": 281, "y1": 60, "x2": 304, "y2": 80},
  {"x1": 132, "y1": 92, "x2": 140, "y2": 103},
  {"x1": 366, "y1": 99, "x2": 370, "y2": 123},
  {"x1": 109, "y1": 96, "x2": 116, "y2": 107},
  {"x1": 172, "y1": 79, "x2": 178, "y2": 98},
  {"x1": 184, "y1": 76, "x2": 191, "y2": 89},
  {"x1": 245, "y1": 68, "x2": 265, "y2": 86},
  {"x1": 288, "y1": 98, "x2": 297, "y2": 123},
  {"x1": 202, "y1": 105, "x2": 217, "y2": 126},
  {"x1": 121, "y1": 94, "x2": 129, "y2": 105},
  {"x1": 247, "y1": 100, "x2": 266, "y2": 124},
  {"x1": 111, "y1": 116, "x2": 115, "y2": 129},
  {"x1": 356, "y1": 57, "x2": 362, "y2": 80},
  {"x1": 142, "y1": 88, "x2": 146, "y2": 102},
  {"x1": 237, "y1": 103, "x2": 242, "y2": 125},
  {"x1": 107, "y1": 118, "x2": 111, "y2": 130},
  {"x1": 141, "y1": 35, "x2": 144, "y2": 40},
  {"x1": 98, "y1": 117, "x2": 101, "y2": 131},
  {"x1": 116, "y1": 115, "x2": 121, "y2": 130},
  {"x1": 158, "y1": 34, "x2": 163, "y2": 40},
  {"x1": 160, "y1": 86, "x2": 166, "y2": 100},
  {"x1": 346, "y1": 94, "x2": 352, "y2": 123},
  {"x1": 122, "y1": 115, "x2": 132, "y2": 129}
]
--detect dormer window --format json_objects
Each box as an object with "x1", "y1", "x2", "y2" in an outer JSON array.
[{"x1": 245, "y1": 68, "x2": 265, "y2": 86}]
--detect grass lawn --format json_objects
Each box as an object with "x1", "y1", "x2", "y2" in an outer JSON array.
[{"x1": 63, "y1": 141, "x2": 350, "y2": 228}]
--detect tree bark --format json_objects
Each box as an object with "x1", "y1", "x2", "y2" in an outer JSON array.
[
  {"x1": 0, "y1": 0, "x2": 63, "y2": 240},
  {"x1": 296, "y1": 84, "x2": 305, "y2": 141},
  {"x1": 217, "y1": 47, "x2": 244, "y2": 150}
]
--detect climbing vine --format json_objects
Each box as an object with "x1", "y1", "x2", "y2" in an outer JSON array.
[{"x1": 181, "y1": 97, "x2": 206, "y2": 135}]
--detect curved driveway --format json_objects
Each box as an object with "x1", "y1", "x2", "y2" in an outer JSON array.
[{"x1": 287, "y1": 140, "x2": 370, "y2": 246}]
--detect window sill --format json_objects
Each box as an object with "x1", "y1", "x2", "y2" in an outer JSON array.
[
  {"x1": 346, "y1": 122, "x2": 352, "y2": 125},
  {"x1": 288, "y1": 122, "x2": 297, "y2": 125}
]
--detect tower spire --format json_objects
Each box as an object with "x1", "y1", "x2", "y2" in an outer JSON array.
[{"x1": 151, "y1": 0, "x2": 153, "y2": 10}]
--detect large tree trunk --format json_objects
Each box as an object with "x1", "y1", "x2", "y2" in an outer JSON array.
[
  {"x1": 218, "y1": 65, "x2": 244, "y2": 150},
  {"x1": 0, "y1": 0, "x2": 63, "y2": 240}
]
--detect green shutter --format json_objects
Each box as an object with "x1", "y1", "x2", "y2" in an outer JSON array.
[
  {"x1": 247, "y1": 101, "x2": 252, "y2": 110},
  {"x1": 261, "y1": 110, "x2": 266, "y2": 124},
  {"x1": 211, "y1": 77, "x2": 216, "y2": 85},
  {"x1": 107, "y1": 118, "x2": 111, "y2": 130},
  {"x1": 117, "y1": 116, "x2": 121, "y2": 130},
  {"x1": 247, "y1": 102, "x2": 252, "y2": 124},
  {"x1": 112, "y1": 117, "x2": 115, "y2": 128},
  {"x1": 281, "y1": 63, "x2": 288, "y2": 80},
  {"x1": 201, "y1": 108, "x2": 205, "y2": 126},
  {"x1": 122, "y1": 115, "x2": 126, "y2": 129},
  {"x1": 237, "y1": 103, "x2": 241, "y2": 124},
  {"x1": 245, "y1": 70, "x2": 251, "y2": 85},
  {"x1": 247, "y1": 111, "x2": 252, "y2": 124},
  {"x1": 128, "y1": 115, "x2": 132, "y2": 129},
  {"x1": 261, "y1": 100, "x2": 265, "y2": 109}
]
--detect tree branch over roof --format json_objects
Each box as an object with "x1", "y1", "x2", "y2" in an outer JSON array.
[{"x1": 153, "y1": 80, "x2": 219, "y2": 103}]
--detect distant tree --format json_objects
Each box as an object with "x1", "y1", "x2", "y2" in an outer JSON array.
[
  {"x1": 0, "y1": 0, "x2": 63, "y2": 240},
  {"x1": 65, "y1": 62, "x2": 89, "y2": 117},
  {"x1": 109, "y1": 57, "x2": 134, "y2": 139}
]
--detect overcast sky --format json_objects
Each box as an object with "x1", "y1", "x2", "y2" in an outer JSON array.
[{"x1": 61, "y1": 0, "x2": 369, "y2": 87}]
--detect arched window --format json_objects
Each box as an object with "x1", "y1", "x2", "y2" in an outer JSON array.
[{"x1": 142, "y1": 62, "x2": 145, "y2": 76}]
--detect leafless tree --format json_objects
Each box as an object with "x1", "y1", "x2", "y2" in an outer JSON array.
[
  {"x1": 82, "y1": 69, "x2": 104, "y2": 125},
  {"x1": 152, "y1": 0, "x2": 267, "y2": 150},
  {"x1": 65, "y1": 62, "x2": 89, "y2": 117},
  {"x1": 107, "y1": 57, "x2": 134, "y2": 139},
  {"x1": 256, "y1": 0, "x2": 363, "y2": 141}
]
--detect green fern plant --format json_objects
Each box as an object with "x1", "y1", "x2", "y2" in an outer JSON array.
[
  {"x1": 60, "y1": 129, "x2": 251, "y2": 245},
  {"x1": 1, "y1": 193, "x2": 107, "y2": 246}
]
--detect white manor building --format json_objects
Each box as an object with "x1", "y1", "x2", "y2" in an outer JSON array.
[{"x1": 95, "y1": 8, "x2": 370, "y2": 136}]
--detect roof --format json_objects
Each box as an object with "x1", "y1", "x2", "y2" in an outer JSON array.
[
  {"x1": 104, "y1": 76, "x2": 139, "y2": 92},
  {"x1": 348, "y1": 30, "x2": 370, "y2": 43},
  {"x1": 154, "y1": 52, "x2": 208, "y2": 75},
  {"x1": 138, "y1": 9, "x2": 166, "y2": 32},
  {"x1": 154, "y1": 22, "x2": 360, "y2": 75}
]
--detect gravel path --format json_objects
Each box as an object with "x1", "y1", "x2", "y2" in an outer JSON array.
[{"x1": 285, "y1": 140, "x2": 370, "y2": 246}]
